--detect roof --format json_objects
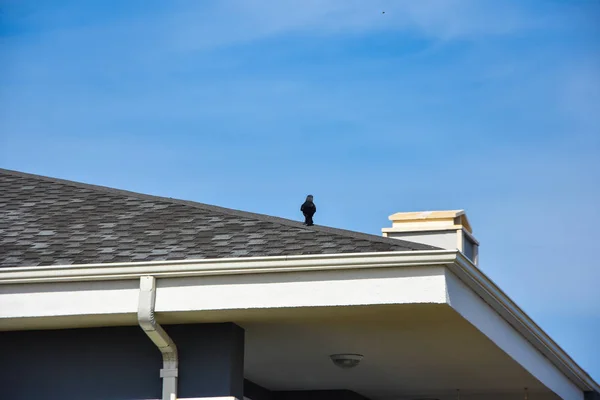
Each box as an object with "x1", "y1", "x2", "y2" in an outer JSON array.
[{"x1": 0, "y1": 169, "x2": 435, "y2": 268}]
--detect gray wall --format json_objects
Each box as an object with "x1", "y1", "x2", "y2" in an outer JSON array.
[
  {"x1": 387, "y1": 230, "x2": 457, "y2": 250},
  {"x1": 0, "y1": 323, "x2": 244, "y2": 400}
]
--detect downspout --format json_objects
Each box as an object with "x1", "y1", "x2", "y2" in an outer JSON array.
[{"x1": 138, "y1": 275, "x2": 178, "y2": 400}]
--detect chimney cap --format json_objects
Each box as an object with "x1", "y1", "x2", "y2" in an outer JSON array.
[{"x1": 387, "y1": 210, "x2": 472, "y2": 233}]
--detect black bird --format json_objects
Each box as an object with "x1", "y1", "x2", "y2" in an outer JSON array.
[{"x1": 300, "y1": 195, "x2": 316, "y2": 226}]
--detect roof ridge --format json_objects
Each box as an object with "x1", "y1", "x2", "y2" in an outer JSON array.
[{"x1": 0, "y1": 168, "x2": 435, "y2": 251}]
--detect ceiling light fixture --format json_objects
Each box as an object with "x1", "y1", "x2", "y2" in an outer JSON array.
[{"x1": 329, "y1": 353, "x2": 364, "y2": 369}]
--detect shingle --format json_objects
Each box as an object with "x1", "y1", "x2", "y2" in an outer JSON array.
[{"x1": 0, "y1": 168, "x2": 437, "y2": 268}]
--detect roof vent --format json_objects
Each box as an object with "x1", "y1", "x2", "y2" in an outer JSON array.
[{"x1": 382, "y1": 210, "x2": 479, "y2": 265}]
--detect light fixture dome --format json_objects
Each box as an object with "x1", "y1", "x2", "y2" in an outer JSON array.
[{"x1": 329, "y1": 353, "x2": 363, "y2": 369}]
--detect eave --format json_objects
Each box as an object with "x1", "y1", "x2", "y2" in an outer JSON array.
[{"x1": 0, "y1": 249, "x2": 598, "y2": 394}]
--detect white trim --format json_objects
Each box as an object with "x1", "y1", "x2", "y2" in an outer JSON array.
[
  {"x1": 446, "y1": 270, "x2": 582, "y2": 400},
  {"x1": 154, "y1": 266, "x2": 446, "y2": 312},
  {"x1": 456, "y1": 228, "x2": 464, "y2": 250},
  {"x1": 0, "y1": 266, "x2": 448, "y2": 319},
  {"x1": 0, "y1": 250, "x2": 597, "y2": 393},
  {"x1": 0, "y1": 250, "x2": 455, "y2": 284},
  {"x1": 450, "y1": 252, "x2": 600, "y2": 393}
]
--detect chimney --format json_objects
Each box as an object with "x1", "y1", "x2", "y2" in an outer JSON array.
[{"x1": 382, "y1": 210, "x2": 479, "y2": 265}]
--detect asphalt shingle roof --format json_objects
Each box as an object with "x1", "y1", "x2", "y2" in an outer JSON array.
[{"x1": 0, "y1": 169, "x2": 436, "y2": 268}]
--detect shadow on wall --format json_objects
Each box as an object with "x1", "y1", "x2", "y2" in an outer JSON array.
[{"x1": 0, "y1": 323, "x2": 244, "y2": 400}]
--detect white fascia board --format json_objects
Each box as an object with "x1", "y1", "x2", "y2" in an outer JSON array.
[
  {"x1": 154, "y1": 266, "x2": 447, "y2": 313},
  {"x1": 0, "y1": 264, "x2": 449, "y2": 319},
  {"x1": 448, "y1": 253, "x2": 600, "y2": 394},
  {"x1": 446, "y1": 269, "x2": 582, "y2": 400},
  {"x1": 0, "y1": 251, "x2": 452, "y2": 320},
  {"x1": 0, "y1": 250, "x2": 455, "y2": 284},
  {"x1": 0, "y1": 279, "x2": 139, "y2": 319}
]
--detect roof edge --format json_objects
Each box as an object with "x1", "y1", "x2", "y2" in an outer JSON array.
[
  {"x1": 0, "y1": 249, "x2": 597, "y2": 391},
  {"x1": 451, "y1": 252, "x2": 600, "y2": 393},
  {"x1": 0, "y1": 249, "x2": 457, "y2": 283}
]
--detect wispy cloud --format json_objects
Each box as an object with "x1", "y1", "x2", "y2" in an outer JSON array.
[
  {"x1": 166, "y1": 0, "x2": 540, "y2": 51},
  {"x1": 0, "y1": 0, "x2": 543, "y2": 55}
]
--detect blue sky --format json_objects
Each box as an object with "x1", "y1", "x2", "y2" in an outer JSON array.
[{"x1": 1, "y1": 0, "x2": 599, "y2": 383}]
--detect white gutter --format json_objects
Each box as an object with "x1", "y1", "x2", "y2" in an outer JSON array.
[
  {"x1": 0, "y1": 250, "x2": 454, "y2": 284},
  {"x1": 138, "y1": 275, "x2": 178, "y2": 400},
  {"x1": 1, "y1": 250, "x2": 598, "y2": 393}
]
